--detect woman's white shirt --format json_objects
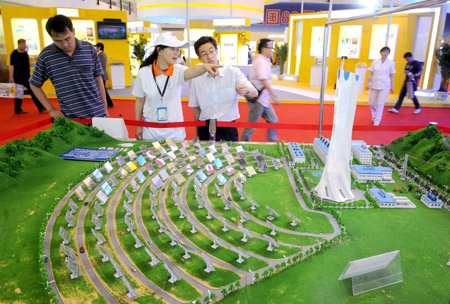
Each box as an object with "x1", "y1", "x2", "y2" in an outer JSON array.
[
  {"x1": 368, "y1": 59, "x2": 396, "y2": 90},
  {"x1": 132, "y1": 64, "x2": 188, "y2": 141}
]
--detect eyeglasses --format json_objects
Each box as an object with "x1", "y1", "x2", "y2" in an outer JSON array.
[
  {"x1": 53, "y1": 36, "x2": 73, "y2": 45},
  {"x1": 199, "y1": 48, "x2": 217, "y2": 59}
]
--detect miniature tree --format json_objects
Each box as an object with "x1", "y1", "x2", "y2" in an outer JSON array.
[
  {"x1": 210, "y1": 292, "x2": 217, "y2": 302},
  {"x1": 254, "y1": 272, "x2": 260, "y2": 281},
  {"x1": 228, "y1": 283, "x2": 235, "y2": 293},
  {"x1": 268, "y1": 267, "x2": 274, "y2": 275},
  {"x1": 203, "y1": 295, "x2": 210, "y2": 303},
  {"x1": 262, "y1": 269, "x2": 269, "y2": 278},
  {"x1": 235, "y1": 280, "x2": 241, "y2": 289},
  {"x1": 221, "y1": 288, "x2": 227, "y2": 296}
]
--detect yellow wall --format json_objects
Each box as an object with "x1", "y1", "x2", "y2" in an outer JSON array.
[
  {"x1": 288, "y1": 12, "x2": 434, "y2": 93},
  {"x1": 1, "y1": 6, "x2": 131, "y2": 94}
]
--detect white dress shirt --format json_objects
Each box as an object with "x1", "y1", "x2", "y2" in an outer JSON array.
[{"x1": 189, "y1": 64, "x2": 253, "y2": 121}]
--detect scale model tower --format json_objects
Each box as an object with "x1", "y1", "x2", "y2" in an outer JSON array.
[{"x1": 314, "y1": 70, "x2": 359, "y2": 202}]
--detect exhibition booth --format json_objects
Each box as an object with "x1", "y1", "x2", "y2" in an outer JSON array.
[
  {"x1": 286, "y1": 6, "x2": 446, "y2": 93},
  {"x1": 0, "y1": 6, "x2": 132, "y2": 93}
]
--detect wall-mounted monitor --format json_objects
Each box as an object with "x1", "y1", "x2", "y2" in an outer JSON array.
[{"x1": 97, "y1": 21, "x2": 127, "y2": 39}]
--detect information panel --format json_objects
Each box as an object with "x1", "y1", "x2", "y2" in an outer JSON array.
[
  {"x1": 59, "y1": 148, "x2": 120, "y2": 161},
  {"x1": 337, "y1": 25, "x2": 362, "y2": 59},
  {"x1": 11, "y1": 18, "x2": 41, "y2": 56}
]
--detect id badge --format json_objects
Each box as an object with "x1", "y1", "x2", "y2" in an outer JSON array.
[{"x1": 157, "y1": 107, "x2": 168, "y2": 121}]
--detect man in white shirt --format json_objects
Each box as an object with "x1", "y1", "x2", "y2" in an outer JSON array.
[
  {"x1": 241, "y1": 39, "x2": 280, "y2": 142},
  {"x1": 189, "y1": 36, "x2": 257, "y2": 141}
]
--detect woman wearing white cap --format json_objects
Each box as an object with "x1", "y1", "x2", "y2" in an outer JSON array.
[{"x1": 133, "y1": 32, "x2": 221, "y2": 141}]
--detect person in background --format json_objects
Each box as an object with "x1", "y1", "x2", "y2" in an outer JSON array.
[
  {"x1": 30, "y1": 15, "x2": 108, "y2": 119},
  {"x1": 9, "y1": 38, "x2": 45, "y2": 114},
  {"x1": 241, "y1": 38, "x2": 280, "y2": 142},
  {"x1": 389, "y1": 52, "x2": 422, "y2": 114},
  {"x1": 366, "y1": 46, "x2": 396, "y2": 126},
  {"x1": 95, "y1": 42, "x2": 114, "y2": 108},
  {"x1": 133, "y1": 32, "x2": 221, "y2": 141},
  {"x1": 189, "y1": 36, "x2": 257, "y2": 141}
]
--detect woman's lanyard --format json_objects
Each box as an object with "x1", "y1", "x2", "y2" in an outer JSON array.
[{"x1": 152, "y1": 64, "x2": 170, "y2": 104}]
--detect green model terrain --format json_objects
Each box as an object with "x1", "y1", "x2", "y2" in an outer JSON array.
[
  {"x1": 387, "y1": 125, "x2": 450, "y2": 188},
  {"x1": 0, "y1": 120, "x2": 449, "y2": 303}
]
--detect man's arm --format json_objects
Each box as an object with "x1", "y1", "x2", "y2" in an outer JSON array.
[
  {"x1": 236, "y1": 83, "x2": 258, "y2": 98},
  {"x1": 30, "y1": 83, "x2": 64, "y2": 118},
  {"x1": 184, "y1": 63, "x2": 221, "y2": 80},
  {"x1": 95, "y1": 75, "x2": 109, "y2": 117},
  {"x1": 8, "y1": 66, "x2": 14, "y2": 83},
  {"x1": 261, "y1": 79, "x2": 279, "y2": 104},
  {"x1": 135, "y1": 97, "x2": 145, "y2": 140}
]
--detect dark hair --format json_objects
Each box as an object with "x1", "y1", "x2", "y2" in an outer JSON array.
[
  {"x1": 403, "y1": 52, "x2": 413, "y2": 59},
  {"x1": 17, "y1": 38, "x2": 26, "y2": 45},
  {"x1": 140, "y1": 45, "x2": 168, "y2": 69},
  {"x1": 258, "y1": 39, "x2": 272, "y2": 54},
  {"x1": 46, "y1": 15, "x2": 73, "y2": 36},
  {"x1": 380, "y1": 46, "x2": 391, "y2": 54},
  {"x1": 194, "y1": 36, "x2": 217, "y2": 56},
  {"x1": 95, "y1": 42, "x2": 104, "y2": 51}
]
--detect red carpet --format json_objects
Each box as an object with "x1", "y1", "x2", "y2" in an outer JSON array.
[{"x1": 1, "y1": 97, "x2": 449, "y2": 146}]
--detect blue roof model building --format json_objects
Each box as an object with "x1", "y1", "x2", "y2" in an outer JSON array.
[
  {"x1": 350, "y1": 165, "x2": 392, "y2": 175},
  {"x1": 369, "y1": 189, "x2": 395, "y2": 204}
]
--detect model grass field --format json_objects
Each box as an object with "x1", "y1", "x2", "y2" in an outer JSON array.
[{"x1": 0, "y1": 119, "x2": 448, "y2": 303}]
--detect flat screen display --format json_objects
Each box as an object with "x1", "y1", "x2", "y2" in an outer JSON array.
[{"x1": 97, "y1": 22, "x2": 127, "y2": 39}]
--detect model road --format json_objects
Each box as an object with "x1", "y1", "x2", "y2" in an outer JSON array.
[
  {"x1": 107, "y1": 169, "x2": 188, "y2": 303},
  {"x1": 158, "y1": 172, "x2": 249, "y2": 276},
  {"x1": 76, "y1": 178, "x2": 120, "y2": 304},
  {"x1": 280, "y1": 150, "x2": 342, "y2": 241}
]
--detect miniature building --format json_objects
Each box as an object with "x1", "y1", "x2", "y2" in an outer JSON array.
[
  {"x1": 369, "y1": 189, "x2": 395, "y2": 207},
  {"x1": 313, "y1": 137, "x2": 330, "y2": 164},
  {"x1": 350, "y1": 165, "x2": 393, "y2": 183},
  {"x1": 420, "y1": 192, "x2": 443, "y2": 209},
  {"x1": 314, "y1": 137, "x2": 372, "y2": 165},
  {"x1": 351, "y1": 140, "x2": 373, "y2": 164},
  {"x1": 287, "y1": 142, "x2": 306, "y2": 163},
  {"x1": 368, "y1": 189, "x2": 416, "y2": 208}
]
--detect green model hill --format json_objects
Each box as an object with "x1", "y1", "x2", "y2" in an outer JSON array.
[
  {"x1": 0, "y1": 118, "x2": 118, "y2": 191},
  {"x1": 387, "y1": 125, "x2": 450, "y2": 188}
]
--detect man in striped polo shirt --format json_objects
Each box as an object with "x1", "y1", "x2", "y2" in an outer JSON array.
[{"x1": 30, "y1": 15, "x2": 108, "y2": 119}]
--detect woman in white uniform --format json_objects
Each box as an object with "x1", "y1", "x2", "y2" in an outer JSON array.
[
  {"x1": 366, "y1": 46, "x2": 396, "y2": 126},
  {"x1": 133, "y1": 32, "x2": 220, "y2": 141}
]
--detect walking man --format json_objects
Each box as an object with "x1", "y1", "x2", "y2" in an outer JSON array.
[
  {"x1": 389, "y1": 52, "x2": 422, "y2": 114},
  {"x1": 241, "y1": 39, "x2": 280, "y2": 142},
  {"x1": 9, "y1": 39, "x2": 45, "y2": 114}
]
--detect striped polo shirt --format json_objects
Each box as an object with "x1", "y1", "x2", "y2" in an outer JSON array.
[{"x1": 30, "y1": 38, "x2": 106, "y2": 118}]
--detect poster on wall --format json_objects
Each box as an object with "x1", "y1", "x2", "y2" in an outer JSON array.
[
  {"x1": 310, "y1": 26, "x2": 330, "y2": 57},
  {"x1": 220, "y1": 34, "x2": 238, "y2": 65},
  {"x1": 369, "y1": 24, "x2": 399, "y2": 60},
  {"x1": 337, "y1": 25, "x2": 362, "y2": 59},
  {"x1": 42, "y1": 19, "x2": 96, "y2": 47},
  {"x1": 11, "y1": 19, "x2": 41, "y2": 56}
]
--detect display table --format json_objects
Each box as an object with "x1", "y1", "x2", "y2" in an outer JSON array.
[
  {"x1": 310, "y1": 65, "x2": 328, "y2": 88},
  {"x1": 110, "y1": 63, "x2": 126, "y2": 89}
]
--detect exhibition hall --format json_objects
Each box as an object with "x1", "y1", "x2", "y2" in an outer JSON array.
[{"x1": 0, "y1": 1, "x2": 449, "y2": 304}]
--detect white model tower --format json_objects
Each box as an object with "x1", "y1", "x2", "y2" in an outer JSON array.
[{"x1": 314, "y1": 70, "x2": 359, "y2": 202}]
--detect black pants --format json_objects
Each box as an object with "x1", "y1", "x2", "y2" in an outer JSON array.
[
  {"x1": 394, "y1": 81, "x2": 420, "y2": 110},
  {"x1": 197, "y1": 120, "x2": 239, "y2": 142},
  {"x1": 14, "y1": 82, "x2": 45, "y2": 113},
  {"x1": 104, "y1": 81, "x2": 114, "y2": 107}
]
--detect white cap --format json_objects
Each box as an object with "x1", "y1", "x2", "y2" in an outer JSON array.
[{"x1": 155, "y1": 32, "x2": 190, "y2": 48}]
